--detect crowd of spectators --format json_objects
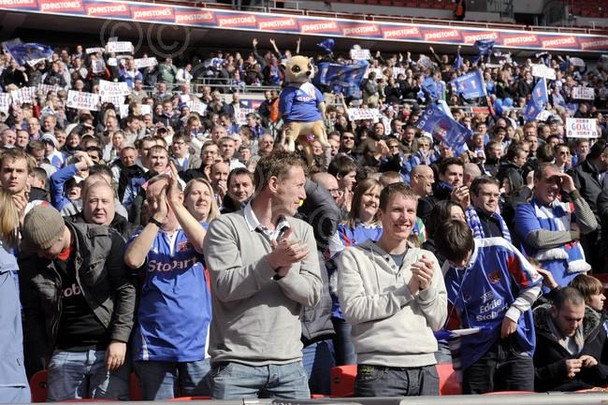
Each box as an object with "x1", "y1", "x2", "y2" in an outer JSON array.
[{"x1": 0, "y1": 34, "x2": 607, "y2": 402}]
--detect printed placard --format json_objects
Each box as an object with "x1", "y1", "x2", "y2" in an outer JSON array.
[
  {"x1": 139, "y1": 104, "x2": 152, "y2": 116},
  {"x1": 0, "y1": 93, "x2": 11, "y2": 113},
  {"x1": 99, "y1": 80, "x2": 131, "y2": 97},
  {"x1": 531, "y1": 64, "x2": 556, "y2": 80},
  {"x1": 347, "y1": 108, "x2": 382, "y2": 121},
  {"x1": 86, "y1": 47, "x2": 105, "y2": 55},
  {"x1": 100, "y1": 94, "x2": 125, "y2": 105},
  {"x1": 105, "y1": 41, "x2": 133, "y2": 54},
  {"x1": 236, "y1": 107, "x2": 254, "y2": 124},
  {"x1": 572, "y1": 86, "x2": 595, "y2": 100},
  {"x1": 37, "y1": 84, "x2": 60, "y2": 95},
  {"x1": 66, "y1": 90, "x2": 100, "y2": 111},
  {"x1": 133, "y1": 57, "x2": 158, "y2": 69},
  {"x1": 190, "y1": 101, "x2": 208, "y2": 117},
  {"x1": 91, "y1": 59, "x2": 105, "y2": 74},
  {"x1": 566, "y1": 118, "x2": 598, "y2": 138},
  {"x1": 10, "y1": 87, "x2": 35, "y2": 105},
  {"x1": 349, "y1": 48, "x2": 371, "y2": 61}
]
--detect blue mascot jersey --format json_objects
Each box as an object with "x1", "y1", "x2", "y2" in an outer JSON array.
[
  {"x1": 279, "y1": 82, "x2": 324, "y2": 123},
  {"x1": 128, "y1": 222, "x2": 212, "y2": 362}
]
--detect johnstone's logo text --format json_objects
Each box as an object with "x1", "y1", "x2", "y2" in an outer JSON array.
[
  {"x1": 176, "y1": 12, "x2": 213, "y2": 23},
  {"x1": 424, "y1": 30, "x2": 459, "y2": 40},
  {"x1": 148, "y1": 258, "x2": 198, "y2": 273},
  {"x1": 581, "y1": 39, "x2": 608, "y2": 49},
  {"x1": 218, "y1": 15, "x2": 256, "y2": 27},
  {"x1": 542, "y1": 37, "x2": 576, "y2": 48},
  {"x1": 464, "y1": 32, "x2": 498, "y2": 43},
  {"x1": 343, "y1": 25, "x2": 379, "y2": 36},
  {"x1": 259, "y1": 19, "x2": 296, "y2": 30},
  {"x1": 503, "y1": 35, "x2": 537, "y2": 46},
  {"x1": 87, "y1": 4, "x2": 128, "y2": 15},
  {"x1": 0, "y1": 0, "x2": 35, "y2": 6},
  {"x1": 383, "y1": 27, "x2": 419, "y2": 39},
  {"x1": 132, "y1": 8, "x2": 172, "y2": 19},
  {"x1": 301, "y1": 22, "x2": 337, "y2": 33},
  {"x1": 41, "y1": 0, "x2": 81, "y2": 11}
]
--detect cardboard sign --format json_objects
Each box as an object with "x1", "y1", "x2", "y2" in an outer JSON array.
[
  {"x1": 67, "y1": 90, "x2": 100, "y2": 111},
  {"x1": 37, "y1": 84, "x2": 60, "y2": 95},
  {"x1": 236, "y1": 107, "x2": 254, "y2": 124},
  {"x1": 392, "y1": 67, "x2": 406, "y2": 78},
  {"x1": 349, "y1": 48, "x2": 371, "y2": 61},
  {"x1": 105, "y1": 41, "x2": 133, "y2": 53},
  {"x1": 100, "y1": 94, "x2": 125, "y2": 105},
  {"x1": 140, "y1": 104, "x2": 152, "y2": 116},
  {"x1": 531, "y1": 64, "x2": 556, "y2": 80},
  {"x1": 91, "y1": 59, "x2": 105, "y2": 74},
  {"x1": 0, "y1": 93, "x2": 11, "y2": 113},
  {"x1": 190, "y1": 101, "x2": 208, "y2": 117},
  {"x1": 572, "y1": 86, "x2": 595, "y2": 100},
  {"x1": 566, "y1": 118, "x2": 598, "y2": 138},
  {"x1": 133, "y1": 57, "x2": 158, "y2": 69},
  {"x1": 10, "y1": 87, "x2": 36, "y2": 105},
  {"x1": 99, "y1": 80, "x2": 131, "y2": 97},
  {"x1": 347, "y1": 108, "x2": 382, "y2": 121},
  {"x1": 86, "y1": 47, "x2": 105, "y2": 55}
]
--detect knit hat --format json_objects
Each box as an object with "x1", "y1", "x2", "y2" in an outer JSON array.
[{"x1": 22, "y1": 205, "x2": 65, "y2": 250}]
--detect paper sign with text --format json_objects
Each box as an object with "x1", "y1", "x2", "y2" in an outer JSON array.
[
  {"x1": 566, "y1": 118, "x2": 598, "y2": 138},
  {"x1": 67, "y1": 90, "x2": 100, "y2": 111}
]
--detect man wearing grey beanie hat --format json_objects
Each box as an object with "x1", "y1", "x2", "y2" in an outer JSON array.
[{"x1": 18, "y1": 205, "x2": 136, "y2": 401}]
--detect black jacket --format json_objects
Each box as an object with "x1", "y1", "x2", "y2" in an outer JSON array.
[
  {"x1": 19, "y1": 222, "x2": 136, "y2": 376},
  {"x1": 533, "y1": 304, "x2": 608, "y2": 392},
  {"x1": 69, "y1": 211, "x2": 137, "y2": 242},
  {"x1": 571, "y1": 158, "x2": 606, "y2": 216}
]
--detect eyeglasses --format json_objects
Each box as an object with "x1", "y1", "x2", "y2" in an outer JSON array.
[
  {"x1": 559, "y1": 151, "x2": 571, "y2": 155},
  {"x1": 342, "y1": 136, "x2": 355, "y2": 141}
]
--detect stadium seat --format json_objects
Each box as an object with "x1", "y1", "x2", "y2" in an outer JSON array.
[
  {"x1": 484, "y1": 391, "x2": 536, "y2": 395},
  {"x1": 30, "y1": 370, "x2": 47, "y2": 403},
  {"x1": 437, "y1": 363, "x2": 462, "y2": 395},
  {"x1": 330, "y1": 364, "x2": 357, "y2": 397},
  {"x1": 130, "y1": 372, "x2": 143, "y2": 401},
  {"x1": 169, "y1": 396, "x2": 211, "y2": 401}
]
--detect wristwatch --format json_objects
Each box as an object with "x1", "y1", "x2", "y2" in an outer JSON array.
[{"x1": 148, "y1": 217, "x2": 163, "y2": 228}]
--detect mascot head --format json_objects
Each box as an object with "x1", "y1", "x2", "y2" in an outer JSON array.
[{"x1": 284, "y1": 55, "x2": 314, "y2": 84}]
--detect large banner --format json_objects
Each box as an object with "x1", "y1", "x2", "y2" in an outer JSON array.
[{"x1": 0, "y1": 0, "x2": 606, "y2": 53}]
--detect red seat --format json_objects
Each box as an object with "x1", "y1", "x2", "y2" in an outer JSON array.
[
  {"x1": 30, "y1": 370, "x2": 48, "y2": 403},
  {"x1": 330, "y1": 365, "x2": 357, "y2": 397},
  {"x1": 437, "y1": 363, "x2": 461, "y2": 395},
  {"x1": 169, "y1": 396, "x2": 211, "y2": 401}
]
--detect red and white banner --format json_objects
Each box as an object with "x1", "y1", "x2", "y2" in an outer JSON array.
[
  {"x1": 39, "y1": 0, "x2": 83, "y2": 13},
  {"x1": 257, "y1": 16, "x2": 298, "y2": 31},
  {"x1": 216, "y1": 13, "x2": 256, "y2": 28},
  {"x1": 299, "y1": 20, "x2": 341, "y2": 35},
  {"x1": 131, "y1": 6, "x2": 173, "y2": 21},
  {"x1": 381, "y1": 26, "x2": 421, "y2": 40},
  {"x1": 175, "y1": 10, "x2": 215, "y2": 25},
  {"x1": 85, "y1": 2, "x2": 128, "y2": 16}
]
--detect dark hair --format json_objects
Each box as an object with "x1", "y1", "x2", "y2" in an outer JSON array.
[
  {"x1": 470, "y1": 176, "x2": 500, "y2": 196},
  {"x1": 534, "y1": 163, "x2": 558, "y2": 181},
  {"x1": 553, "y1": 286, "x2": 585, "y2": 311},
  {"x1": 438, "y1": 157, "x2": 463, "y2": 176},
  {"x1": 89, "y1": 164, "x2": 113, "y2": 179},
  {"x1": 434, "y1": 219, "x2": 474, "y2": 264},
  {"x1": 328, "y1": 155, "x2": 358, "y2": 179},
  {"x1": 505, "y1": 144, "x2": 526, "y2": 162},
  {"x1": 228, "y1": 167, "x2": 253, "y2": 187},
  {"x1": 588, "y1": 139, "x2": 607, "y2": 160},
  {"x1": 426, "y1": 200, "x2": 463, "y2": 238},
  {"x1": 346, "y1": 178, "x2": 383, "y2": 228},
  {"x1": 253, "y1": 150, "x2": 306, "y2": 193}
]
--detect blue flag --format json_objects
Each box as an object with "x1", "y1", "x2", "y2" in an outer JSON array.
[
  {"x1": 454, "y1": 48, "x2": 463, "y2": 70},
  {"x1": 474, "y1": 39, "x2": 495, "y2": 57},
  {"x1": 317, "y1": 38, "x2": 335, "y2": 53},
  {"x1": 3, "y1": 39, "x2": 53, "y2": 66},
  {"x1": 314, "y1": 60, "x2": 368, "y2": 99},
  {"x1": 450, "y1": 69, "x2": 486, "y2": 99},
  {"x1": 523, "y1": 78, "x2": 548, "y2": 121},
  {"x1": 415, "y1": 103, "x2": 472, "y2": 155}
]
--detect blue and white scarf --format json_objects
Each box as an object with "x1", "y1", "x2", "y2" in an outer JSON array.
[
  {"x1": 532, "y1": 198, "x2": 590, "y2": 274},
  {"x1": 465, "y1": 205, "x2": 512, "y2": 243}
]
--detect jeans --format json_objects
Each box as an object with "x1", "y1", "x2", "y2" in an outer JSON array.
[
  {"x1": 332, "y1": 317, "x2": 357, "y2": 366},
  {"x1": 302, "y1": 339, "x2": 336, "y2": 395},
  {"x1": 134, "y1": 358, "x2": 211, "y2": 400},
  {"x1": 210, "y1": 361, "x2": 310, "y2": 400},
  {"x1": 354, "y1": 364, "x2": 439, "y2": 397},
  {"x1": 462, "y1": 338, "x2": 534, "y2": 394},
  {"x1": 47, "y1": 349, "x2": 130, "y2": 402}
]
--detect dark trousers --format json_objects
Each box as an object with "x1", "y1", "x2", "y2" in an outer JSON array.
[
  {"x1": 354, "y1": 364, "x2": 439, "y2": 397},
  {"x1": 462, "y1": 338, "x2": 534, "y2": 394}
]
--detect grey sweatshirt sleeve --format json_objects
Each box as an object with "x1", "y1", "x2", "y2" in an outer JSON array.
[{"x1": 525, "y1": 229, "x2": 572, "y2": 250}]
